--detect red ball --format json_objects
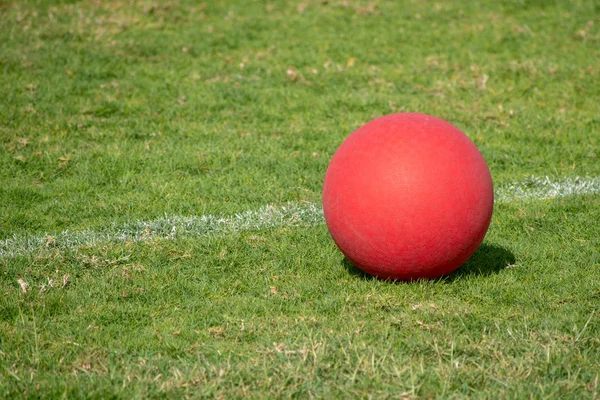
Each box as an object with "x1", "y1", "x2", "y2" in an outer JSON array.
[{"x1": 322, "y1": 113, "x2": 494, "y2": 281}]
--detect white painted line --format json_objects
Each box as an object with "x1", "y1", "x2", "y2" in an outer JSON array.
[
  {"x1": 0, "y1": 203, "x2": 324, "y2": 258},
  {"x1": 1, "y1": 176, "x2": 598, "y2": 258},
  {"x1": 495, "y1": 175, "x2": 600, "y2": 202}
]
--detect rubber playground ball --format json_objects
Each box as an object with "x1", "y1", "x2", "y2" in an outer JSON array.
[{"x1": 322, "y1": 113, "x2": 494, "y2": 281}]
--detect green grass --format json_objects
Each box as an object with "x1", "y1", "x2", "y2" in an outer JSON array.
[{"x1": 1, "y1": 0, "x2": 599, "y2": 398}]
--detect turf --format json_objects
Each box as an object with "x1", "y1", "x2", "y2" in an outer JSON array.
[{"x1": 1, "y1": 0, "x2": 599, "y2": 398}]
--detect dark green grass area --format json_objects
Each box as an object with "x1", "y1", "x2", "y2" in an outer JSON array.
[{"x1": 1, "y1": 0, "x2": 600, "y2": 398}]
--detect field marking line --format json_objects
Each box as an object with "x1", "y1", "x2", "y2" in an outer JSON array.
[
  {"x1": 494, "y1": 175, "x2": 600, "y2": 202},
  {"x1": 0, "y1": 203, "x2": 324, "y2": 258},
  {"x1": 1, "y1": 175, "x2": 599, "y2": 258}
]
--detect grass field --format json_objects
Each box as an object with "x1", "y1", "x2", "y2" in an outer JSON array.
[{"x1": 1, "y1": 0, "x2": 600, "y2": 398}]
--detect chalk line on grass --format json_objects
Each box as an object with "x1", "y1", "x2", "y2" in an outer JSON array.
[
  {"x1": 1, "y1": 175, "x2": 599, "y2": 258},
  {"x1": 494, "y1": 175, "x2": 600, "y2": 202},
  {"x1": 0, "y1": 203, "x2": 324, "y2": 258}
]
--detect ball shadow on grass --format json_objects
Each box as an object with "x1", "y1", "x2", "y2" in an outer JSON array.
[
  {"x1": 444, "y1": 243, "x2": 515, "y2": 282},
  {"x1": 341, "y1": 243, "x2": 515, "y2": 283}
]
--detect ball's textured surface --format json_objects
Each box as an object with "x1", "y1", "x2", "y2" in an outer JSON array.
[{"x1": 322, "y1": 113, "x2": 494, "y2": 281}]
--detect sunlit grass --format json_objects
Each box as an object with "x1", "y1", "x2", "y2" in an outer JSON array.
[{"x1": 1, "y1": 0, "x2": 599, "y2": 398}]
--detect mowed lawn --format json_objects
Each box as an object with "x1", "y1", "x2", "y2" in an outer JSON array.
[{"x1": 1, "y1": 0, "x2": 599, "y2": 398}]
